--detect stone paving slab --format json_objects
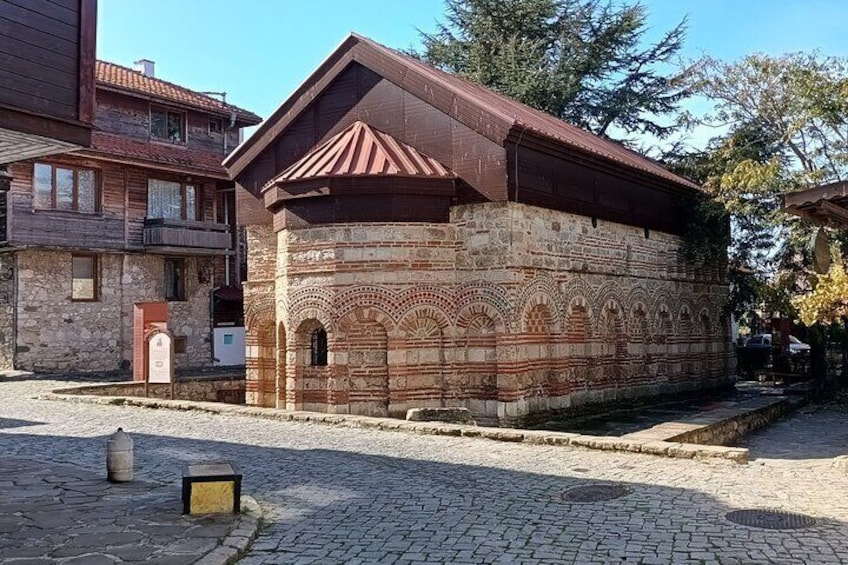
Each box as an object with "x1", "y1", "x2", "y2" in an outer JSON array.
[
  {"x1": 44, "y1": 389, "x2": 750, "y2": 463},
  {"x1": 3, "y1": 379, "x2": 848, "y2": 564},
  {"x1": 0, "y1": 457, "x2": 260, "y2": 564}
]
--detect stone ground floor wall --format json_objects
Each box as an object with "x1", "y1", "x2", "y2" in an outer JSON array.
[
  {"x1": 244, "y1": 203, "x2": 736, "y2": 425},
  {"x1": 6, "y1": 250, "x2": 215, "y2": 373},
  {"x1": 0, "y1": 253, "x2": 14, "y2": 369}
]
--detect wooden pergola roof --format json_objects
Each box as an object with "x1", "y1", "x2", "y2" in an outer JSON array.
[{"x1": 783, "y1": 181, "x2": 848, "y2": 227}]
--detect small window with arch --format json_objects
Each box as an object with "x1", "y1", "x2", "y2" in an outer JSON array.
[{"x1": 310, "y1": 328, "x2": 328, "y2": 366}]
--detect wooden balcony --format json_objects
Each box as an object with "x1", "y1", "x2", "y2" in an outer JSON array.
[{"x1": 143, "y1": 218, "x2": 231, "y2": 255}]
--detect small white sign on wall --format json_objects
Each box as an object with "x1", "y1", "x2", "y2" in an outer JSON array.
[{"x1": 148, "y1": 331, "x2": 174, "y2": 383}]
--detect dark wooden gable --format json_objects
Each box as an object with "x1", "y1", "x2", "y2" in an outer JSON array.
[
  {"x1": 230, "y1": 34, "x2": 700, "y2": 234},
  {"x1": 234, "y1": 62, "x2": 507, "y2": 226}
]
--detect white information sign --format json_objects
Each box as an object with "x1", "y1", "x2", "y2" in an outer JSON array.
[{"x1": 148, "y1": 332, "x2": 173, "y2": 384}]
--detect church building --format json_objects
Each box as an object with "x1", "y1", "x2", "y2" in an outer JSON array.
[{"x1": 224, "y1": 34, "x2": 734, "y2": 425}]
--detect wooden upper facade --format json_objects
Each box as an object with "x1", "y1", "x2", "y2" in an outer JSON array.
[
  {"x1": 226, "y1": 34, "x2": 702, "y2": 235},
  {"x1": 1, "y1": 57, "x2": 260, "y2": 253},
  {"x1": 0, "y1": 0, "x2": 96, "y2": 165}
]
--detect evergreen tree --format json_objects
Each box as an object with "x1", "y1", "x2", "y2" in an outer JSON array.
[{"x1": 419, "y1": 0, "x2": 691, "y2": 143}]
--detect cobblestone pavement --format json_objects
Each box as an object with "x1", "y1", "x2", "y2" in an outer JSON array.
[
  {"x1": 2, "y1": 379, "x2": 847, "y2": 565},
  {"x1": 0, "y1": 457, "x2": 237, "y2": 564}
]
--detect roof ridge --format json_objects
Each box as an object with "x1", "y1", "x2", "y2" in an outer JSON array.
[
  {"x1": 352, "y1": 36, "x2": 699, "y2": 191},
  {"x1": 96, "y1": 60, "x2": 261, "y2": 124}
]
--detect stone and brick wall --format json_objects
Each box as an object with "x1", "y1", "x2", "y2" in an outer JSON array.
[
  {"x1": 54, "y1": 376, "x2": 245, "y2": 403},
  {"x1": 11, "y1": 249, "x2": 214, "y2": 373},
  {"x1": 0, "y1": 253, "x2": 14, "y2": 370},
  {"x1": 244, "y1": 202, "x2": 735, "y2": 425}
]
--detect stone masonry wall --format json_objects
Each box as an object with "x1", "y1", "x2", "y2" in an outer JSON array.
[
  {"x1": 0, "y1": 253, "x2": 14, "y2": 370},
  {"x1": 244, "y1": 202, "x2": 734, "y2": 425},
  {"x1": 243, "y1": 224, "x2": 277, "y2": 406},
  {"x1": 14, "y1": 250, "x2": 214, "y2": 373},
  {"x1": 54, "y1": 377, "x2": 245, "y2": 403}
]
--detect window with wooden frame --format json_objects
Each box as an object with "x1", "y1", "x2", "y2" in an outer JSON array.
[
  {"x1": 150, "y1": 106, "x2": 186, "y2": 143},
  {"x1": 164, "y1": 258, "x2": 186, "y2": 301},
  {"x1": 33, "y1": 163, "x2": 99, "y2": 213},
  {"x1": 71, "y1": 255, "x2": 98, "y2": 301},
  {"x1": 208, "y1": 118, "x2": 223, "y2": 134},
  {"x1": 147, "y1": 179, "x2": 199, "y2": 221}
]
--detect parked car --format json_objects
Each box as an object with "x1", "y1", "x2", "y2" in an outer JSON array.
[
  {"x1": 742, "y1": 333, "x2": 810, "y2": 355},
  {"x1": 737, "y1": 333, "x2": 811, "y2": 380}
]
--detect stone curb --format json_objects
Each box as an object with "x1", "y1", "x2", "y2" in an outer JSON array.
[
  {"x1": 194, "y1": 495, "x2": 262, "y2": 565},
  {"x1": 42, "y1": 392, "x2": 749, "y2": 464}
]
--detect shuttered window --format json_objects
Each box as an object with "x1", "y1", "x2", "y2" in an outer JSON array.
[
  {"x1": 33, "y1": 163, "x2": 99, "y2": 213},
  {"x1": 147, "y1": 179, "x2": 199, "y2": 220}
]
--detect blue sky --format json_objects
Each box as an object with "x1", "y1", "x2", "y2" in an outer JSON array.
[{"x1": 98, "y1": 1, "x2": 848, "y2": 147}]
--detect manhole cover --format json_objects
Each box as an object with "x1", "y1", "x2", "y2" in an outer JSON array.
[
  {"x1": 726, "y1": 509, "x2": 816, "y2": 530},
  {"x1": 562, "y1": 484, "x2": 630, "y2": 502}
]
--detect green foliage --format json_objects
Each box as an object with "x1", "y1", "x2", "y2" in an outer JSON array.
[
  {"x1": 793, "y1": 264, "x2": 848, "y2": 326},
  {"x1": 419, "y1": 0, "x2": 691, "y2": 142},
  {"x1": 668, "y1": 52, "x2": 848, "y2": 321}
]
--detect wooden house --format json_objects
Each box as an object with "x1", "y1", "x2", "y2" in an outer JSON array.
[{"x1": 0, "y1": 56, "x2": 260, "y2": 373}]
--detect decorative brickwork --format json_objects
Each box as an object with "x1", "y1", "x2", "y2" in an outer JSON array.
[{"x1": 244, "y1": 202, "x2": 734, "y2": 425}]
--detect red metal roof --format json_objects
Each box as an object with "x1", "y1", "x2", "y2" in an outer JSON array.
[
  {"x1": 82, "y1": 132, "x2": 228, "y2": 178},
  {"x1": 355, "y1": 35, "x2": 699, "y2": 191},
  {"x1": 266, "y1": 121, "x2": 455, "y2": 189},
  {"x1": 226, "y1": 34, "x2": 698, "y2": 192},
  {"x1": 96, "y1": 61, "x2": 261, "y2": 125}
]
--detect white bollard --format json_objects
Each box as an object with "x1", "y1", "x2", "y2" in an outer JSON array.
[{"x1": 106, "y1": 427, "x2": 134, "y2": 482}]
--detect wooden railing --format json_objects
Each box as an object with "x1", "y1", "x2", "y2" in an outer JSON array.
[{"x1": 143, "y1": 218, "x2": 230, "y2": 250}]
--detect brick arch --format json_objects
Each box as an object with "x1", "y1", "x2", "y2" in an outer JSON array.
[
  {"x1": 287, "y1": 315, "x2": 332, "y2": 412},
  {"x1": 336, "y1": 305, "x2": 397, "y2": 337},
  {"x1": 396, "y1": 287, "x2": 455, "y2": 325},
  {"x1": 288, "y1": 306, "x2": 335, "y2": 336},
  {"x1": 287, "y1": 286, "x2": 335, "y2": 326},
  {"x1": 335, "y1": 286, "x2": 401, "y2": 323},
  {"x1": 676, "y1": 303, "x2": 694, "y2": 382},
  {"x1": 628, "y1": 301, "x2": 650, "y2": 340},
  {"x1": 519, "y1": 292, "x2": 560, "y2": 333},
  {"x1": 456, "y1": 281, "x2": 512, "y2": 332},
  {"x1": 245, "y1": 313, "x2": 276, "y2": 408},
  {"x1": 245, "y1": 296, "x2": 275, "y2": 332},
  {"x1": 397, "y1": 305, "x2": 452, "y2": 336},
  {"x1": 456, "y1": 304, "x2": 499, "y2": 404},
  {"x1": 564, "y1": 295, "x2": 592, "y2": 392},
  {"x1": 561, "y1": 276, "x2": 593, "y2": 305},
  {"x1": 593, "y1": 282, "x2": 625, "y2": 326},
  {"x1": 598, "y1": 299, "x2": 626, "y2": 390},
  {"x1": 343, "y1": 314, "x2": 390, "y2": 417},
  {"x1": 518, "y1": 276, "x2": 562, "y2": 327},
  {"x1": 652, "y1": 303, "x2": 673, "y2": 383},
  {"x1": 396, "y1": 306, "x2": 451, "y2": 408},
  {"x1": 456, "y1": 302, "x2": 507, "y2": 336},
  {"x1": 627, "y1": 287, "x2": 652, "y2": 315}
]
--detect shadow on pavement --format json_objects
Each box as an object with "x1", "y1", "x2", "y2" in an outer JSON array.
[{"x1": 1, "y1": 426, "x2": 847, "y2": 564}]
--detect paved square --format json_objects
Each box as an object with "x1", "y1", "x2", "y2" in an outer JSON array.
[{"x1": 1, "y1": 379, "x2": 846, "y2": 564}]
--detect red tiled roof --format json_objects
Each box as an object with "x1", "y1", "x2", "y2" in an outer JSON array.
[
  {"x1": 96, "y1": 61, "x2": 261, "y2": 125},
  {"x1": 266, "y1": 121, "x2": 455, "y2": 190},
  {"x1": 83, "y1": 132, "x2": 228, "y2": 178}
]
